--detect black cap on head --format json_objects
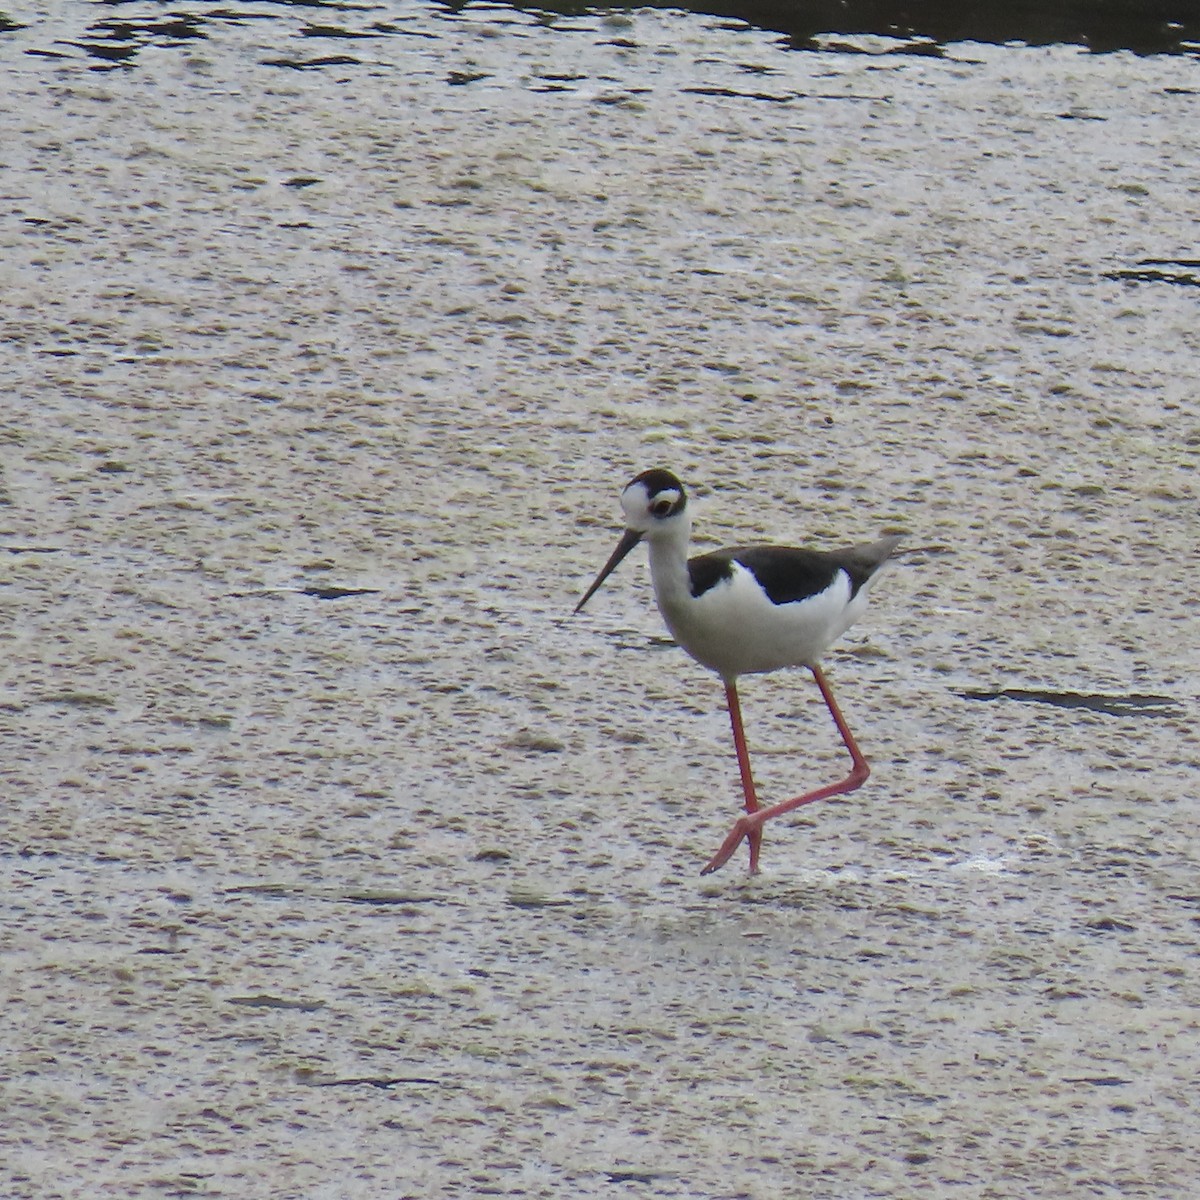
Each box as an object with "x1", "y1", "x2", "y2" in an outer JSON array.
[{"x1": 630, "y1": 468, "x2": 685, "y2": 500}]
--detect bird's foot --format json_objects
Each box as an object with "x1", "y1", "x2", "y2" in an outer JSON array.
[{"x1": 700, "y1": 813, "x2": 763, "y2": 876}]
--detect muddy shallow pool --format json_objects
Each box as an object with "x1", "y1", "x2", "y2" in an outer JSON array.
[{"x1": 2, "y1": 4, "x2": 1199, "y2": 1197}]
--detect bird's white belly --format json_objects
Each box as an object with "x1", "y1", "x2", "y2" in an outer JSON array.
[{"x1": 658, "y1": 564, "x2": 866, "y2": 680}]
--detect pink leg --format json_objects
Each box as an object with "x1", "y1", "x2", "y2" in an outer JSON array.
[
  {"x1": 723, "y1": 680, "x2": 762, "y2": 874},
  {"x1": 700, "y1": 664, "x2": 870, "y2": 876}
]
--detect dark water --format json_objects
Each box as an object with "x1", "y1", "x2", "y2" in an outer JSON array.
[
  {"x1": 504, "y1": 0, "x2": 1200, "y2": 54},
  {"x1": 6, "y1": 0, "x2": 1199, "y2": 68}
]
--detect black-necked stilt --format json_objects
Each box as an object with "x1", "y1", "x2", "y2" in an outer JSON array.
[{"x1": 574, "y1": 468, "x2": 901, "y2": 876}]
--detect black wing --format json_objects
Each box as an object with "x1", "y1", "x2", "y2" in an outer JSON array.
[{"x1": 688, "y1": 537, "x2": 901, "y2": 606}]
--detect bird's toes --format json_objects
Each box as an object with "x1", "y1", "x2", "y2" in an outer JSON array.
[{"x1": 700, "y1": 816, "x2": 756, "y2": 875}]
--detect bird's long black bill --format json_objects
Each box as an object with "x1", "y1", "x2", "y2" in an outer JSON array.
[{"x1": 573, "y1": 527, "x2": 644, "y2": 614}]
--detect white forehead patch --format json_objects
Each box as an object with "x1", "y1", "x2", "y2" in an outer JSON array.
[{"x1": 622, "y1": 483, "x2": 680, "y2": 519}]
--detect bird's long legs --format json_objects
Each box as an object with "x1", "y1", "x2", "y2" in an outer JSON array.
[
  {"x1": 723, "y1": 680, "x2": 763, "y2": 874},
  {"x1": 701, "y1": 664, "x2": 870, "y2": 876}
]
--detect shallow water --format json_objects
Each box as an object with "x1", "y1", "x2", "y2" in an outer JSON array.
[{"x1": 2, "y1": 3, "x2": 1200, "y2": 1197}]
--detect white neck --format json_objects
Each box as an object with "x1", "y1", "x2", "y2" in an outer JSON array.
[{"x1": 645, "y1": 514, "x2": 693, "y2": 613}]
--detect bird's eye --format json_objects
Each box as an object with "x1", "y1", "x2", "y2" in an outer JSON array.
[{"x1": 650, "y1": 499, "x2": 673, "y2": 517}]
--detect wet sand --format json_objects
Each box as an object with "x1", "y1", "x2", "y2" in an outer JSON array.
[{"x1": 3, "y1": 5, "x2": 1200, "y2": 1198}]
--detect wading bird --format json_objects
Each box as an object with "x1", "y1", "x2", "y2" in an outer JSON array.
[{"x1": 574, "y1": 468, "x2": 900, "y2": 875}]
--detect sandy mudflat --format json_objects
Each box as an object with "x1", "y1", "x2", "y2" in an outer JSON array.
[{"x1": 2, "y1": 4, "x2": 1199, "y2": 1197}]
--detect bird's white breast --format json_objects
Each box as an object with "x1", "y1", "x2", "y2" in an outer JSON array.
[{"x1": 657, "y1": 561, "x2": 866, "y2": 681}]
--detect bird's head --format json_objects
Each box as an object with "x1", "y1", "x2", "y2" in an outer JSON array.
[{"x1": 574, "y1": 468, "x2": 689, "y2": 614}]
